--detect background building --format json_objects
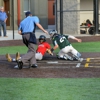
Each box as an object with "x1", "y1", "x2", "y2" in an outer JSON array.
[
  {"x1": 56, "y1": 0, "x2": 100, "y2": 34},
  {"x1": 0, "y1": 0, "x2": 55, "y2": 30},
  {"x1": 0, "y1": 0, "x2": 100, "y2": 34}
]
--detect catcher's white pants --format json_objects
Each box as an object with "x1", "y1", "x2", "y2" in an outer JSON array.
[{"x1": 58, "y1": 45, "x2": 80, "y2": 58}]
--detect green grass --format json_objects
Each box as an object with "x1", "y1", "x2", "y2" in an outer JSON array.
[
  {"x1": 0, "y1": 78, "x2": 100, "y2": 100},
  {"x1": 0, "y1": 46, "x2": 28, "y2": 55},
  {"x1": 0, "y1": 41, "x2": 100, "y2": 100},
  {"x1": 72, "y1": 41, "x2": 100, "y2": 52},
  {"x1": 0, "y1": 41, "x2": 100, "y2": 55}
]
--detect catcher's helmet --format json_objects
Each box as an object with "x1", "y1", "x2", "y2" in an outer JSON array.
[
  {"x1": 39, "y1": 35, "x2": 46, "y2": 42},
  {"x1": 49, "y1": 30, "x2": 57, "y2": 37}
]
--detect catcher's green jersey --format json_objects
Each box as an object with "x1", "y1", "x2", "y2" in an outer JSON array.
[{"x1": 52, "y1": 34, "x2": 71, "y2": 49}]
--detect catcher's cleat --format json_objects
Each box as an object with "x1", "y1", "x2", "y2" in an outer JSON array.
[
  {"x1": 17, "y1": 59, "x2": 23, "y2": 69},
  {"x1": 16, "y1": 52, "x2": 20, "y2": 61},
  {"x1": 6, "y1": 53, "x2": 12, "y2": 62},
  {"x1": 78, "y1": 58, "x2": 83, "y2": 62}
]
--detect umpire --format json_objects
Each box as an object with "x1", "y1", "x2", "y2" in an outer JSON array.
[{"x1": 17, "y1": 11, "x2": 48, "y2": 69}]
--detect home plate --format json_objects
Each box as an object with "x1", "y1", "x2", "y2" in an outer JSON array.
[{"x1": 47, "y1": 61, "x2": 58, "y2": 64}]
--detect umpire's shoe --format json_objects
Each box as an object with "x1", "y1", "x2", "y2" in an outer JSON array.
[
  {"x1": 30, "y1": 64, "x2": 38, "y2": 68},
  {"x1": 6, "y1": 53, "x2": 12, "y2": 62},
  {"x1": 16, "y1": 52, "x2": 20, "y2": 61},
  {"x1": 17, "y1": 59, "x2": 23, "y2": 69}
]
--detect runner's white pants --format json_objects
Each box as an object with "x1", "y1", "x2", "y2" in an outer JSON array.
[
  {"x1": 13, "y1": 52, "x2": 43, "y2": 61},
  {"x1": 35, "y1": 52, "x2": 43, "y2": 60}
]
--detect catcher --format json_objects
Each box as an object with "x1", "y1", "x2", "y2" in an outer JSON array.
[
  {"x1": 49, "y1": 30, "x2": 83, "y2": 62},
  {"x1": 6, "y1": 35, "x2": 53, "y2": 68}
]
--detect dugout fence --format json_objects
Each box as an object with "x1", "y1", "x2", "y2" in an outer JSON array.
[{"x1": 55, "y1": 0, "x2": 100, "y2": 35}]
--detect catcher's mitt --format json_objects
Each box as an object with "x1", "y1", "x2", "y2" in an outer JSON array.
[{"x1": 46, "y1": 49, "x2": 53, "y2": 56}]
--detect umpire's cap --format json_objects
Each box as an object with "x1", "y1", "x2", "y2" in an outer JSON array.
[{"x1": 25, "y1": 11, "x2": 32, "y2": 17}]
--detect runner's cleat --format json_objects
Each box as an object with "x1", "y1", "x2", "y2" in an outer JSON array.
[
  {"x1": 14, "y1": 65, "x2": 18, "y2": 69},
  {"x1": 6, "y1": 53, "x2": 12, "y2": 62},
  {"x1": 16, "y1": 52, "x2": 20, "y2": 61}
]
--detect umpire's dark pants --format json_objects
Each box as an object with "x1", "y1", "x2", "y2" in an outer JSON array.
[{"x1": 21, "y1": 33, "x2": 37, "y2": 66}]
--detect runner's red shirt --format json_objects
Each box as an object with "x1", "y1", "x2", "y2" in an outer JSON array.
[{"x1": 36, "y1": 42, "x2": 51, "y2": 55}]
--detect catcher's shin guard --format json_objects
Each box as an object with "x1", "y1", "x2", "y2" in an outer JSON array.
[
  {"x1": 57, "y1": 54, "x2": 67, "y2": 60},
  {"x1": 64, "y1": 54, "x2": 73, "y2": 60},
  {"x1": 73, "y1": 52, "x2": 82, "y2": 61},
  {"x1": 57, "y1": 54, "x2": 73, "y2": 60}
]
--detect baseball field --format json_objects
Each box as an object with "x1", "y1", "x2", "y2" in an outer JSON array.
[{"x1": 0, "y1": 36, "x2": 100, "y2": 100}]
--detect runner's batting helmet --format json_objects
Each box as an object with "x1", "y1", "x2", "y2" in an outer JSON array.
[{"x1": 39, "y1": 35, "x2": 46, "y2": 42}]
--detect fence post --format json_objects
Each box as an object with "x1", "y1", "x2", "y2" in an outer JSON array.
[
  {"x1": 12, "y1": 0, "x2": 14, "y2": 39},
  {"x1": 55, "y1": 0, "x2": 58, "y2": 32},
  {"x1": 60, "y1": 0, "x2": 63, "y2": 34},
  {"x1": 93, "y1": 0, "x2": 99, "y2": 34}
]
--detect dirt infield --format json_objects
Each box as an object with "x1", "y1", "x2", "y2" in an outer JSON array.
[{"x1": 0, "y1": 35, "x2": 100, "y2": 78}]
